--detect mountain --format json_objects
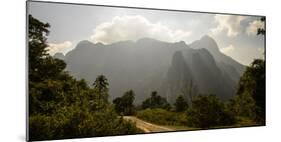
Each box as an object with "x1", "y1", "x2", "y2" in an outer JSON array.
[
  {"x1": 190, "y1": 35, "x2": 245, "y2": 82},
  {"x1": 163, "y1": 47, "x2": 236, "y2": 103},
  {"x1": 62, "y1": 36, "x2": 245, "y2": 104}
]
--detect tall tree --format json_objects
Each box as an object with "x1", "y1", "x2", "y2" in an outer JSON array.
[
  {"x1": 231, "y1": 16, "x2": 265, "y2": 124},
  {"x1": 28, "y1": 15, "x2": 141, "y2": 141},
  {"x1": 174, "y1": 95, "x2": 188, "y2": 112},
  {"x1": 89, "y1": 74, "x2": 110, "y2": 111},
  {"x1": 29, "y1": 15, "x2": 51, "y2": 82},
  {"x1": 236, "y1": 59, "x2": 265, "y2": 123},
  {"x1": 92, "y1": 74, "x2": 109, "y2": 103}
]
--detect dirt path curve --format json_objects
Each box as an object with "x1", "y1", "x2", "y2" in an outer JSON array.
[{"x1": 123, "y1": 116, "x2": 174, "y2": 133}]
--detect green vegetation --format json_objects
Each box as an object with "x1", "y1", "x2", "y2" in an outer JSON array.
[
  {"x1": 113, "y1": 90, "x2": 136, "y2": 115},
  {"x1": 229, "y1": 59, "x2": 265, "y2": 124},
  {"x1": 141, "y1": 91, "x2": 171, "y2": 110},
  {"x1": 257, "y1": 17, "x2": 265, "y2": 35},
  {"x1": 28, "y1": 15, "x2": 141, "y2": 141},
  {"x1": 136, "y1": 108, "x2": 187, "y2": 126},
  {"x1": 174, "y1": 95, "x2": 189, "y2": 112},
  {"x1": 28, "y1": 14, "x2": 265, "y2": 140},
  {"x1": 186, "y1": 95, "x2": 236, "y2": 128}
]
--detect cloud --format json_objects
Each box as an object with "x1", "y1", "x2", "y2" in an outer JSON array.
[
  {"x1": 47, "y1": 41, "x2": 72, "y2": 55},
  {"x1": 246, "y1": 20, "x2": 264, "y2": 36},
  {"x1": 219, "y1": 44, "x2": 264, "y2": 65},
  {"x1": 220, "y1": 44, "x2": 235, "y2": 54},
  {"x1": 211, "y1": 15, "x2": 246, "y2": 37},
  {"x1": 91, "y1": 15, "x2": 192, "y2": 44}
]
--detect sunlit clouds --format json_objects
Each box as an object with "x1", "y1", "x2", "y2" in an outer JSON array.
[
  {"x1": 47, "y1": 41, "x2": 72, "y2": 55},
  {"x1": 211, "y1": 15, "x2": 246, "y2": 37},
  {"x1": 91, "y1": 15, "x2": 192, "y2": 44},
  {"x1": 246, "y1": 19, "x2": 265, "y2": 36}
]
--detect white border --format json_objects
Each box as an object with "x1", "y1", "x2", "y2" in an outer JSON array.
[{"x1": 1, "y1": 0, "x2": 280, "y2": 142}]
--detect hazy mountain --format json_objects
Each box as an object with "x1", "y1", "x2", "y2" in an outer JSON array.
[
  {"x1": 163, "y1": 47, "x2": 236, "y2": 103},
  {"x1": 62, "y1": 36, "x2": 245, "y2": 104},
  {"x1": 190, "y1": 35, "x2": 245, "y2": 82}
]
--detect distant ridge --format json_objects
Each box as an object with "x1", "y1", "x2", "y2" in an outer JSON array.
[{"x1": 59, "y1": 36, "x2": 245, "y2": 104}]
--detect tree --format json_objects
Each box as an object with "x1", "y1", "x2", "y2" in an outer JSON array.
[
  {"x1": 141, "y1": 91, "x2": 171, "y2": 110},
  {"x1": 92, "y1": 75, "x2": 109, "y2": 109},
  {"x1": 28, "y1": 14, "x2": 67, "y2": 115},
  {"x1": 174, "y1": 95, "x2": 188, "y2": 112},
  {"x1": 29, "y1": 15, "x2": 51, "y2": 82},
  {"x1": 113, "y1": 90, "x2": 135, "y2": 115},
  {"x1": 257, "y1": 17, "x2": 265, "y2": 35},
  {"x1": 28, "y1": 15, "x2": 141, "y2": 141},
  {"x1": 186, "y1": 95, "x2": 235, "y2": 128},
  {"x1": 228, "y1": 91, "x2": 256, "y2": 119},
  {"x1": 229, "y1": 16, "x2": 266, "y2": 124},
  {"x1": 236, "y1": 59, "x2": 265, "y2": 123}
]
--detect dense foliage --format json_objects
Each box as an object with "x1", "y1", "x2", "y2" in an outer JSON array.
[
  {"x1": 141, "y1": 91, "x2": 171, "y2": 110},
  {"x1": 28, "y1": 14, "x2": 265, "y2": 139},
  {"x1": 228, "y1": 19, "x2": 265, "y2": 125},
  {"x1": 113, "y1": 90, "x2": 136, "y2": 115},
  {"x1": 136, "y1": 108, "x2": 187, "y2": 126},
  {"x1": 28, "y1": 15, "x2": 141, "y2": 141},
  {"x1": 230, "y1": 59, "x2": 265, "y2": 124},
  {"x1": 174, "y1": 95, "x2": 189, "y2": 112},
  {"x1": 186, "y1": 95, "x2": 236, "y2": 128}
]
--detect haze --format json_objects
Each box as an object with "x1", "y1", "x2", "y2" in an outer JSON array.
[{"x1": 28, "y1": 1, "x2": 265, "y2": 65}]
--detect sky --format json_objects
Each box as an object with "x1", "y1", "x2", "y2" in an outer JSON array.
[{"x1": 27, "y1": 1, "x2": 265, "y2": 65}]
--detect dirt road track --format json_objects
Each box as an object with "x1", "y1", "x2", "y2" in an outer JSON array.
[{"x1": 123, "y1": 116, "x2": 173, "y2": 133}]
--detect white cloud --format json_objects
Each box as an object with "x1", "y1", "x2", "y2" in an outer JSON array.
[
  {"x1": 211, "y1": 15, "x2": 246, "y2": 37},
  {"x1": 220, "y1": 44, "x2": 235, "y2": 54},
  {"x1": 47, "y1": 41, "x2": 72, "y2": 55},
  {"x1": 220, "y1": 44, "x2": 264, "y2": 65},
  {"x1": 91, "y1": 15, "x2": 192, "y2": 44},
  {"x1": 246, "y1": 20, "x2": 264, "y2": 36}
]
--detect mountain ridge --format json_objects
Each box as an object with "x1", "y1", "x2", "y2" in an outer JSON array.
[{"x1": 57, "y1": 36, "x2": 245, "y2": 104}]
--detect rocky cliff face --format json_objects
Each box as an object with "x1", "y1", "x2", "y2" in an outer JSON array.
[{"x1": 60, "y1": 36, "x2": 244, "y2": 104}]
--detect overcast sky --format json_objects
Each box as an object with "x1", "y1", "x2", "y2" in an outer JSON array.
[{"x1": 27, "y1": 1, "x2": 265, "y2": 65}]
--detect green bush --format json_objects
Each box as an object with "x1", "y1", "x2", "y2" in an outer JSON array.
[
  {"x1": 29, "y1": 105, "x2": 142, "y2": 141},
  {"x1": 186, "y1": 95, "x2": 236, "y2": 128},
  {"x1": 29, "y1": 115, "x2": 55, "y2": 141},
  {"x1": 113, "y1": 90, "x2": 136, "y2": 115},
  {"x1": 136, "y1": 108, "x2": 187, "y2": 126},
  {"x1": 174, "y1": 95, "x2": 189, "y2": 112},
  {"x1": 141, "y1": 91, "x2": 171, "y2": 110}
]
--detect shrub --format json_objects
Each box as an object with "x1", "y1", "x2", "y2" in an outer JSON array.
[
  {"x1": 136, "y1": 108, "x2": 187, "y2": 126},
  {"x1": 186, "y1": 95, "x2": 236, "y2": 128}
]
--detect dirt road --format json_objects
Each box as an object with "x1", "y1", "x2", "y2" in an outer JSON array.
[{"x1": 123, "y1": 116, "x2": 174, "y2": 133}]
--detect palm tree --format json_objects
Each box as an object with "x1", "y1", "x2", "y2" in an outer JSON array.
[{"x1": 92, "y1": 74, "x2": 109, "y2": 103}]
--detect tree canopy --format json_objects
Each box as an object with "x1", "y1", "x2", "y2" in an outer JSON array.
[
  {"x1": 186, "y1": 95, "x2": 235, "y2": 128},
  {"x1": 174, "y1": 95, "x2": 188, "y2": 112},
  {"x1": 113, "y1": 90, "x2": 135, "y2": 115},
  {"x1": 141, "y1": 91, "x2": 171, "y2": 110},
  {"x1": 235, "y1": 59, "x2": 265, "y2": 123},
  {"x1": 28, "y1": 15, "x2": 141, "y2": 141}
]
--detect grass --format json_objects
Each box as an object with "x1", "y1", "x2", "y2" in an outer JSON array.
[
  {"x1": 136, "y1": 108, "x2": 187, "y2": 126},
  {"x1": 135, "y1": 108, "x2": 262, "y2": 133}
]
